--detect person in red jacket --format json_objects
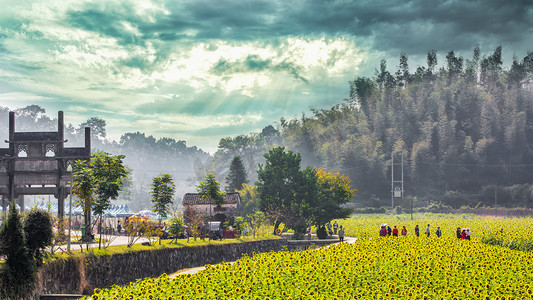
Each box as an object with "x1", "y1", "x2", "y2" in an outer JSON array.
[
  {"x1": 392, "y1": 226, "x2": 399, "y2": 237},
  {"x1": 461, "y1": 229, "x2": 467, "y2": 239},
  {"x1": 401, "y1": 226, "x2": 407, "y2": 236},
  {"x1": 380, "y1": 226, "x2": 387, "y2": 237}
]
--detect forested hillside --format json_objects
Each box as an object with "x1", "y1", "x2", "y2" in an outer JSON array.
[{"x1": 280, "y1": 46, "x2": 533, "y2": 208}]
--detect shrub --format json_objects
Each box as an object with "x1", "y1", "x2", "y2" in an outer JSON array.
[
  {"x1": 0, "y1": 202, "x2": 35, "y2": 298},
  {"x1": 23, "y1": 208, "x2": 53, "y2": 266}
]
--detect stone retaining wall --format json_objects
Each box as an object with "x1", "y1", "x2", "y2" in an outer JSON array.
[{"x1": 36, "y1": 239, "x2": 287, "y2": 297}]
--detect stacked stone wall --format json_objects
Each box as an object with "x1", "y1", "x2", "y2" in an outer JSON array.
[{"x1": 36, "y1": 239, "x2": 287, "y2": 297}]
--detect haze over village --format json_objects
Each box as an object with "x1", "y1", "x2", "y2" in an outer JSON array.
[{"x1": 1, "y1": 1, "x2": 533, "y2": 299}]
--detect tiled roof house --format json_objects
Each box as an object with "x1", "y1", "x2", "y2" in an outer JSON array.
[{"x1": 182, "y1": 192, "x2": 241, "y2": 221}]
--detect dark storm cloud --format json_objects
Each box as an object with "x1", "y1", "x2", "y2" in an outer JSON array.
[
  {"x1": 211, "y1": 55, "x2": 308, "y2": 83},
  {"x1": 275, "y1": 0, "x2": 533, "y2": 54},
  {"x1": 63, "y1": 0, "x2": 532, "y2": 57}
]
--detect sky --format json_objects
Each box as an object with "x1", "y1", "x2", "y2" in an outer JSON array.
[{"x1": 0, "y1": 0, "x2": 531, "y2": 153}]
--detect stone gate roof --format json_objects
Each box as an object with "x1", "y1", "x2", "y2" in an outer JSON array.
[{"x1": 183, "y1": 192, "x2": 241, "y2": 205}]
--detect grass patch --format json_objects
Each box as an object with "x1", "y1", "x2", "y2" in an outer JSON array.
[{"x1": 45, "y1": 235, "x2": 280, "y2": 261}]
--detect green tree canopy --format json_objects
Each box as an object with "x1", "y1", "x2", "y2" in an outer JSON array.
[
  {"x1": 196, "y1": 173, "x2": 225, "y2": 209},
  {"x1": 257, "y1": 147, "x2": 357, "y2": 234},
  {"x1": 311, "y1": 168, "x2": 355, "y2": 226},
  {"x1": 257, "y1": 147, "x2": 308, "y2": 233},
  {"x1": 73, "y1": 152, "x2": 128, "y2": 244},
  {"x1": 151, "y1": 173, "x2": 176, "y2": 223}
]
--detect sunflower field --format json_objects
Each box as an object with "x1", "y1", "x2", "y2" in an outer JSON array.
[
  {"x1": 338, "y1": 214, "x2": 533, "y2": 249},
  {"x1": 84, "y1": 214, "x2": 533, "y2": 299}
]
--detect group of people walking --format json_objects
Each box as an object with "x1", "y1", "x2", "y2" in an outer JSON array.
[
  {"x1": 379, "y1": 224, "x2": 444, "y2": 237},
  {"x1": 457, "y1": 227, "x2": 471, "y2": 240}
]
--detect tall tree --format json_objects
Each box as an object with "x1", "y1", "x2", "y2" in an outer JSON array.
[
  {"x1": 92, "y1": 152, "x2": 128, "y2": 249},
  {"x1": 73, "y1": 159, "x2": 94, "y2": 242},
  {"x1": 150, "y1": 174, "x2": 176, "y2": 224},
  {"x1": 196, "y1": 173, "x2": 225, "y2": 210},
  {"x1": 225, "y1": 155, "x2": 248, "y2": 192},
  {"x1": 257, "y1": 147, "x2": 305, "y2": 233},
  {"x1": 73, "y1": 152, "x2": 128, "y2": 245}
]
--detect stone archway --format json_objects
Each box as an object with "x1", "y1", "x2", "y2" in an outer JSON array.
[
  {"x1": 0, "y1": 111, "x2": 91, "y2": 221},
  {"x1": 213, "y1": 213, "x2": 227, "y2": 224}
]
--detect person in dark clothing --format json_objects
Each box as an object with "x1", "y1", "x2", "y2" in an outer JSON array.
[
  {"x1": 387, "y1": 226, "x2": 392, "y2": 236},
  {"x1": 461, "y1": 229, "x2": 466, "y2": 239},
  {"x1": 415, "y1": 225, "x2": 420, "y2": 237},
  {"x1": 436, "y1": 226, "x2": 442, "y2": 237},
  {"x1": 456, "y1": 227, "x2": 462, "y2": 239}
]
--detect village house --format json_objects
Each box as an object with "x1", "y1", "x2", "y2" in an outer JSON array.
[{"x1": 182, "y1": 192, "x2": 241, "y2": 223}]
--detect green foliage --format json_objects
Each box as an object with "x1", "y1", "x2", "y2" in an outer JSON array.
[
  {"x1": 196, "y1": 173, "x2": 225, "y2": 209},
  {"x1": 150, "y1": 173, "x2": 176, "y2": 222},
  {"x1": 183, "y1": 207, "x2": 208, "y2": 235},
  {"x1": 257, "y1": 148, "x2": 355, "y2": 234},
  {"x1": 257, "y1": 147, "x2": 305, "y2": 232},
  {"x1": 0, "y1": 202, "x2": 35, "y2": 298},
  {"x1": 168, "y1": 212, "x2": 185, "y2": 240},
  {"x1": 225, "y1": 155, "x2": 248, "y2": 192},
  {"x1": 311, "y1": 168, "x2": 356, "y2": 225},
  {"x1": 92, "y1": 152, "x2": 128, "y2": 215},
  {"x1": 73, "y1": 159, "x2": 94, "y2": 238},
  {"x1": 248, "y1": 211, "x2": 267, "y2": 237},
  {"x1": 73, "y1": 152, "x2": 128, "y2": 243},
  {"x1": 278, "y1": 47, "x2": 533, "y2": 207},
  {"x1": 23, "y1": 208, "x2": 53, "y2": 266},
  {"x1": 236, "y1": 183, "x2": 260, "y2": 218},
  {"x1": 316, "y1": 225, "x2": 328, "y2": 239},
  {"x1": 233, "y1": 216, "x2": 244, "y2": 231}
]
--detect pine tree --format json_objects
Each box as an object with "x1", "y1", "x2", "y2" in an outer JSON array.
[
  {"x1": 225, "y1": 155, "x2": 248, "y2": 192},
  {"x1": 0, "y1": 201, "x2": 35, "y2": 297}
]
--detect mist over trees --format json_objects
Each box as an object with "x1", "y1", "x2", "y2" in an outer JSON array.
[
  {"x1": 280, "y1": 46, "x2": 533, "y2": 208},
  {"x1": 0, "y1": 106, "x2": 210, "y2": 211},
  {"x1": 3, "y1": 45, "x2": 532, "y2": 211}
]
